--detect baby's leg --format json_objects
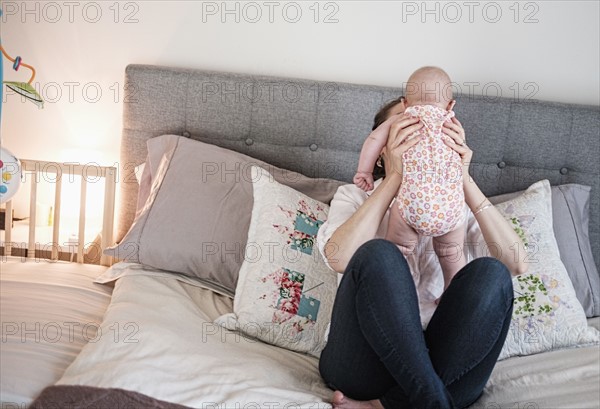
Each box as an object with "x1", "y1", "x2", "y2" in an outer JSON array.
[
  {"x1": 433, "y1": 222, "x2": 467, "y2": 291},
  {"x1": 385, "y1": 203, "x2": 419, "y2": 257}
]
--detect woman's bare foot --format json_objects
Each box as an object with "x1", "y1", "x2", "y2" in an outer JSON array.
[{"x1": 331, "y1": 391, "x2": 384, "y2": 409}]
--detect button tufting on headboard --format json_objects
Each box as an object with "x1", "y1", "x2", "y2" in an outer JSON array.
[{"x1": 118, "y1": 64, "x2": 600, "y2": 275}]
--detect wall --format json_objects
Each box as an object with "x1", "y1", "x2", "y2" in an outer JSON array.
[{"x1": 1, "y1": 0, "x2": 599, "y2": 216}]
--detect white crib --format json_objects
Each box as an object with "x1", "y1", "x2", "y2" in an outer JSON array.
[{"x1": 1, "y1": 159, "x2": 117, "y2": 265}]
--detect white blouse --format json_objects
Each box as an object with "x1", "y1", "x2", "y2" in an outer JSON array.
[{"x1": 316, "y1": 179, "x2": 474, "y2": 329}]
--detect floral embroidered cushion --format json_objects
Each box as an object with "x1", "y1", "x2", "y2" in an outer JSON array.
[
  {"x1": 215, "y1": 166, "x2": 338, "y2": 357},
  {"x1": 488, "y1": 180, "x2": 599, "y2": 359}
]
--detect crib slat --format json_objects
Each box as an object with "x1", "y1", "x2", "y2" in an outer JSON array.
[
  {"x1": 77, "y1": 176, "x2": 87, "y2": 263},
  {"x1": 28, "y1": 173, "x2": 38, "y2": 259},
  {"x1": 5, "y1": 200, "x2": 13, "y2": 256},
  {"x1": 100, "y1": 166, "x2": 116, "y2": 266},
  {"x1": 51, "y1": 174, "x2": 62, "y2": 261}
]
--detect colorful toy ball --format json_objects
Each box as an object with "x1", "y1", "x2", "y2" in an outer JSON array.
[{"x1": 0, "y1": 147, "x2": 22, "y2": 204}]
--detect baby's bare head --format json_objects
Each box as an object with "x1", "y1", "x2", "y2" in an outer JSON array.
[{"x1": 404, "y1": 66, "x2": 453, "y2": 110}]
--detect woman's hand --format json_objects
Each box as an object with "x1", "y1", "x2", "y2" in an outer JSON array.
[
  {"x1": 442, "y1": 116, "x2": 472, "y2": 182},
  {"x1": 382, "y1": 114, "x2": 425, "y2": 178}
]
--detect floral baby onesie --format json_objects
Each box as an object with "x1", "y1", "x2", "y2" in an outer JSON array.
[{"x1": 399, "y1": 105, "x2": 464, "y2": 236}]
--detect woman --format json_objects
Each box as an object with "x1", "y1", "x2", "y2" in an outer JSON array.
[{"x1": 317, "y1": 96, "x2": 528, "y2": 409}]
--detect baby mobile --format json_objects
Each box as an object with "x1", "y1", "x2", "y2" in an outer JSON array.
[{"x1": 0, "y1": 3, "x2": 44, "y2": 203}]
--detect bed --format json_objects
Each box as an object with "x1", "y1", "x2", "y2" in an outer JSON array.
[{"x1": 1, "y1": 64, "x2": 599, "y2": 408}]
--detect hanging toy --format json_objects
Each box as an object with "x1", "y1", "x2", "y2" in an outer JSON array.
[
  {"x1": 0, "y1": 148, "x2": 21, "y2": 203},
  {"x1": 0, "y1": 4, "x2": 44, "y2": 203},
  {"x1": 1, "y1": 44, "x2": 44, "y2": 108}
]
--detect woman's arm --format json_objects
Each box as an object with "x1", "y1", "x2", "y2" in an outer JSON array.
[
  {"x1": 443, "y1": 117, "x2": 528, "y2": 276},
  {"x1": 325, "y1": 114, "x2": 424, "y2": 273},
  {"x1": 463, "y1": 178, "x2": 528, "y2": 276},
  {"x1": 325, "y1": 172, "x2": 403, "y2": 273}
]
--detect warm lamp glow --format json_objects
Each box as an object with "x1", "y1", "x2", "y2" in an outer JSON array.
[
  {"x1": 59, "y1": 148, "x2": 114, "y2": 167},
  {"x1": 59, "y1": 174, "x2": 105, "y2": 243}
]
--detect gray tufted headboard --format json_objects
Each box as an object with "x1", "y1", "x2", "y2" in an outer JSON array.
[{"x1": 118, "y1": 64, "x2": 600, "y2": 273}]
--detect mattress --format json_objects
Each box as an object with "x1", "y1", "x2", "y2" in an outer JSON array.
[
  {"x1": 2, "y1": 260, "x2": 599, "y2": 408},
  {"x1": 0, "y1": 257, "x2": 111, "y2": 406}
]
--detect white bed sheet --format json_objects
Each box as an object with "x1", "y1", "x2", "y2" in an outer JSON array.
[
  {"x1": 472, "y1": 317, "x2": 600, "y2": 408},
  {"x1": 0, "y1": 256, "x2": 111, "y2": 406},
  {"x1": 56, "y1": 264, "x2": 600, "y2": 409}
]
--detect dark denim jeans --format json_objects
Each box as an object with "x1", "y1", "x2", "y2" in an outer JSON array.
[{"x1": 319, "y1": 239, "x2": 514, "y2": 409}]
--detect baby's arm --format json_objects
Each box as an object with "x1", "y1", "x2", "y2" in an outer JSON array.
[{"x1": 354, "y1": 115, "x2": 399, "y2": 191}]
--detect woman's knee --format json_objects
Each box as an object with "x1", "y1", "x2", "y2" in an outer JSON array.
[
  {"x1": 356, "y1": 238, "x2": 400, "y2": 256},
  {"x1": 454, "y1": 257, "x2": 513, "y2": 302},
  {"x1": 351, "y1": 239, "x2": 400, "y2": 266},
  {"x1": 347, "y1": 239, "x2": 412, "y2": 282},
  {"x1": 474, "y1": 256, "x2": 511, "y2": 284},
  {"x1": 351, "y1": 239, "x2": 408, "y2": 270}
]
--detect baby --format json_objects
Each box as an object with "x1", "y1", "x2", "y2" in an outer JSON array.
[{"x1": 354, "y1": 66, "x2": 466, "y2": 293}]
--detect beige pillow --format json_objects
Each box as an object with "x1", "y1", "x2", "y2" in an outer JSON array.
[{"x1": 104, "y1": 135, "x2": 344, "y2": 296}]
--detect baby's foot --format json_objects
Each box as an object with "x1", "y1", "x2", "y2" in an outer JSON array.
[{"x1": 331, "y1": 391, "x2": 384, "y2": 409}]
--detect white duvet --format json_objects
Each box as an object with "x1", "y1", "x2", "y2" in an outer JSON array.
[
  {"x1": 59, "y1": 266, "x2": 333, "y2": 408},
  {"x1": 55, "y1": 263, "x2": 600, "y2": 409}
]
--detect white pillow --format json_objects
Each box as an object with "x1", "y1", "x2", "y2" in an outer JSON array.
[
  {"x1": 477, "y1": 180, "x2": 598, "y2": 359},
  {"x1": 215, "y1": 166, "x2": 338, "y2": 357}
]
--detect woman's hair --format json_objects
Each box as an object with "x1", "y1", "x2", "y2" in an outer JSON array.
[
  {"x1": 372, "y1": 96, "x2": 405, "y2": 130},
  {"x1": 371, "y1": 96, "x2": 405, "y2": 179}
]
